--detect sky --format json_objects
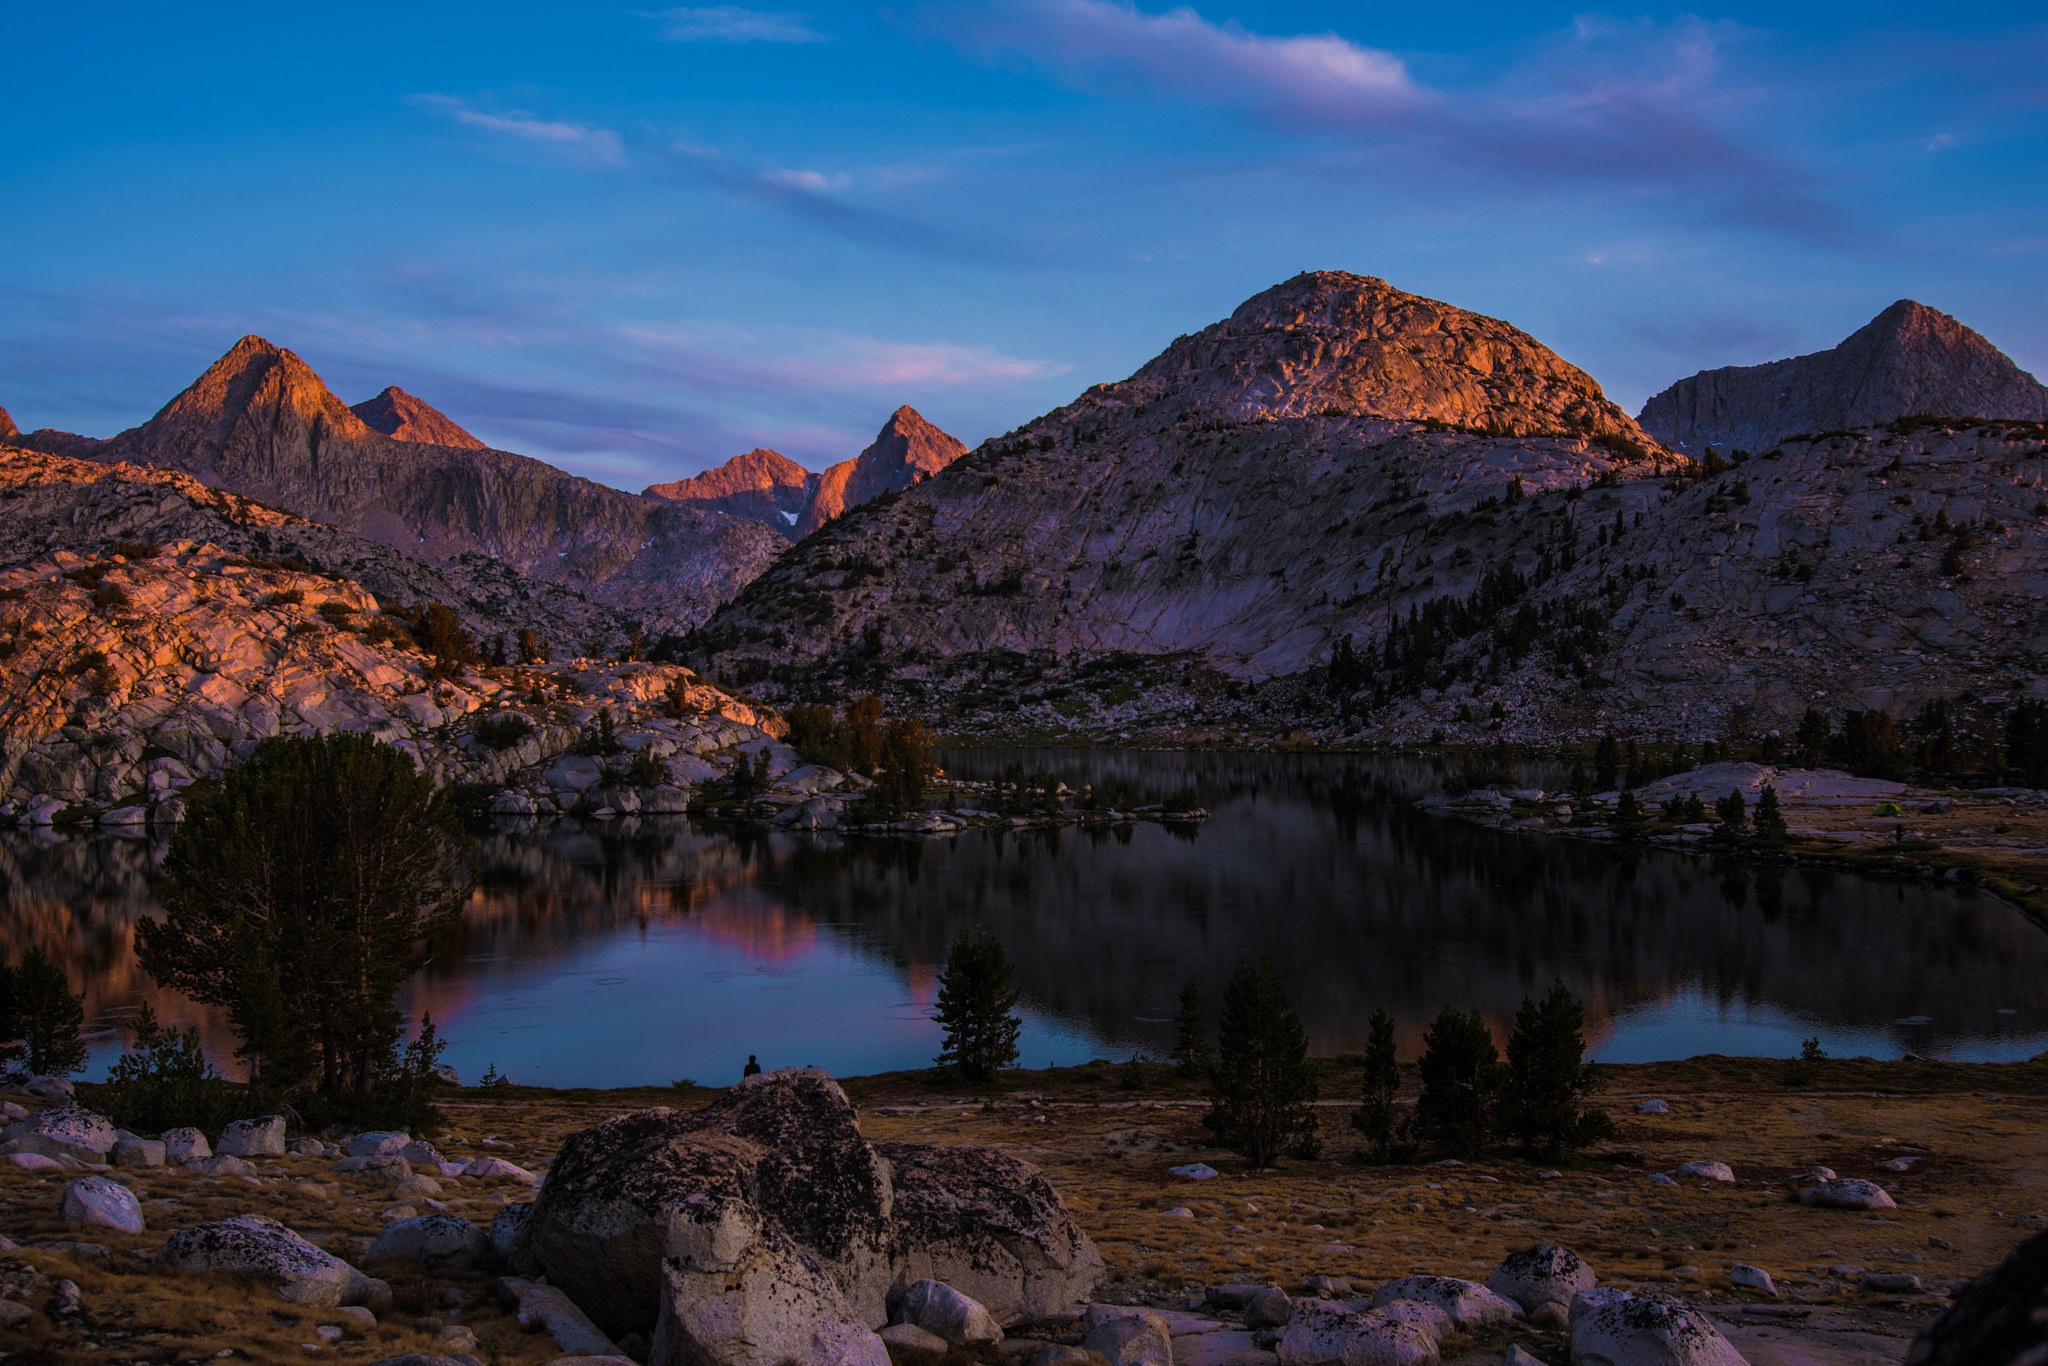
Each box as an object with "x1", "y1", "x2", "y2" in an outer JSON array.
[{"x1": 3, "y1": 1, "x2": 2045, "y2": 491}]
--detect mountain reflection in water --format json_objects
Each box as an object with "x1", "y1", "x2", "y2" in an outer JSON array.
[{"x1": 2, "y1": 749, "x2": 2046, "y2": 1087}]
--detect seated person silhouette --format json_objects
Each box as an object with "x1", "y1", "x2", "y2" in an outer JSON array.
[{"x1": 743, "y1": 1055, "x2": 762, "y2": 1078}]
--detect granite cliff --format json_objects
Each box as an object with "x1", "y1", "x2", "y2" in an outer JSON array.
[
  {"x1": 793, "y1": 405, "x2": 969, "y2": 537},
  {"x1": 0, "y1": 404, "x2": 14, "y2": 441},
  {"x1": 645, "y1": 447, "x2": 818, "y2": 533},
  {"x1": 90, "y1": 337, "x2": 783, "y2": 631},
  {"x1": 348, "y1": 384, "x2": 485, "y2": 448},
  {"x1": 1639, "y1": 300, "x2": 2048, "y2": 455}
]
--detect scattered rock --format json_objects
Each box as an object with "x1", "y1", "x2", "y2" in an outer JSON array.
[
  {"x1": 1302, "y1": 1276, "x2": 1350, "y2": 1297},
  {"x1": 1636, "y1": 1101, "x2": 1671, "y2": 1115},
  {"x1": 161, "y1": 1127, "x2": 210, "y2": 1163},
  {"x1": 1, "y1": 1105, "x2": 116, "y2": 1159},
  {"x1": 1861, "y1": 1273, "x2": 1923, "y2": 1294},
  {"x1": 1568, "y1": 1290, "x2": 1745, "y2": 1366},
  {"x1": 1800, "y1": 1180, "x2": 1898, "y2": 1212},
  {"x1": 290, "y1": 1137, "x2": 328, "y2": 1158},
  {"x1": 1370, "y1": 1276, "x2": 1520, "y2": 1330},
  {"x1": 400, "y1": 1141, "x2": 445, "y2": 1166},
  {"x1": 461, "y1": 1156, "x2": 535, "y2": 1182},
  {"x1": 60, "y1": 1176, "x2": 143, "y2": 1234},
  {"x1": 217, "y1": 1116, "x2": 287, "y2": 1158},
  {"x1": 1084, "y1": 1307, "x2": 1173, "y2": 1366},
  {"x1": 497, "y1": 1276, "x2": 629, "y2": 1359},
  {"x1": 348, "y1": 1131, "x2": 412, "y2": 1159},
  {"x1": 23, "y1": 1077, "x2": 74, "y2": 1101},
  {"x1": 1171, "y1": 1164, "x2": 1221, "y2": 1181},
  {"x1": 881, "y1": 1323, "x2": 952, "y2": 1361},
  {"x1": 1728, "y1": 1265, "x2": 1777, "y2": 1297},
  {"x1": 1245, "y1": 1287, "x2": 1293, "y2": 1330},
  {"x1": 392, "y1": 1175, "x2": 444, "y2": 1200},
  {"x1": 111, "y1": 1138, "x2": 166, "y2": 1168},
  {"x1": 1486, "y1": 1245, "x2": 1595, "y2": 1317},
  {"x1": 191, "y1": 1154, "x2": 259, "y2": 1178},
  {"x1": 154, "y1": 1215, "x2": 371, "y2": 1308},
  {"x1": 365, "y1": 1214, "x2": 491, "y2": 1269},
  {"x1": 896, "y1": 1280, "x2": 1003, "y2": 1345},
  {"x1": 1370, "y1": 1301, "x2": 1451, "y2": 1342},
  {"x1": 1673, "y1": 1162, "x2": 1735, "y2": 1183}
]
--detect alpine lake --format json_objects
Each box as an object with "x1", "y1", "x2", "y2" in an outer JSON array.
[{"x1": 3, "y1": 748, "x2": 2046, "y2": 1088}]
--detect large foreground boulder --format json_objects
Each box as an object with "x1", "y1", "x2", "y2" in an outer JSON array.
[
  {"x1": 155, "y1": 1215, "x2": 385, "y2": 1309},
  {"x1": 516, "y1": 1067, "x2": 1101, "y2": 1364},
  {"x1": 1907, "y1": 1228, "x2": 2048, "y2": 1366},
  {"x1": 1, "y1": 1105, "x2": 117, "y2": 1161},
  {"x1": 1568, "y1": 1290, "x2": 1745, "y2": 1366},
  {"x1": 1487, "y1": 1245, "x2": 1596, "y2": 1317}
]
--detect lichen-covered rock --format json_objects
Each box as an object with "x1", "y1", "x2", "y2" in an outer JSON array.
[
  {"x1": 526, "y1": 1068, "x2": 1101, "y2": 1361},
  {"x1": 1486, "y1": 1245, "x2": 1596, "y2": 1316},
  {"x1": 217, "y1": 1116, "x2": 287, "y2": 1157},
  {"x1": 1567, "y1": 1290, "x2": 1746, "y2": 1366},
  {"x1": 61, "y1": 1176, "x2": 143, "y2": 1233},
  {"x1": 1276, "y1": 1299, "x2": 1358, "y2": 1366},
  {"x1": 1368, "y1": 1277, "x2": 1519, "y2": 1330},
  {"x1": 154, "y1": 1215, "x2": 363, "y2": 1307},
  {"x1": 879, "y1": 1141, "x2": 1104, "y2": 1325},
  {"x1": 2, "y1": 1105, "x2": 116, "y2": 1159},
  {"x1": 364, "y1": 1214, "x2": 490, "y2": 1269},
  {"x1": 162, "y1": 1127, "x2": 210, "y2": 1162},
  {"x1": 1799, "y1": 1179, "x2": 1897, "y2": 1212},
  {"x1": 894, "y1": 1280, "x2": 1001, "y2": 1345},
  {"x1": 1277, "y1": 1301, "x2": 1435, "y2": 1366}
]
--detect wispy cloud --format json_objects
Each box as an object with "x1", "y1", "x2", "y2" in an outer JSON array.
[
  {"x1": 643, "y1": 6, "x2": 823, "y2": 43},
  {"x1": 915, "y1": 1, "x2": 1839, "y2": 235},
  {"x1": 408, "y1": 94, "x2": 627, "y2": 167}
]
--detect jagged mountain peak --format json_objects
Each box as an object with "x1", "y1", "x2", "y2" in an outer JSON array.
[
  {"x1": 106, "y1": 334, "x2": 374, "y2": 476},
  {"x1": 793, "y1": 405, "x2": 968, "y2": 537},
  {"x1": 1111, "y1": 270, "x2": 1654, "y2": 448},
  {"x1": 645, "y1": 447, "x2": 819, "y2": 535},
  {"x1": 1638, "y1": 299, "x2": 2048, "y2": 453},
  {"x1": 350, "y1": 385, "x2": 486, "y2": 450},
  {"x1": 0, "y1": 404, "x2": 16, "y2": 441}
]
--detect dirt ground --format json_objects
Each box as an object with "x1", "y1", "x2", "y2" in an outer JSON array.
[{"x1": 0, "y1": 1056, "x2": 2042, "y2": 1364}]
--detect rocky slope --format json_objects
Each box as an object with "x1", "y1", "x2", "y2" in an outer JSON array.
[
  {"x1": 694, "y1": 271, "x2": 1673, "y2": 681},
  {"x1": 0, "y1": 442, "x2": 643, "y2": 657},
  {"x1": 347, "y1": 384, "x2": 485, "y2": 448},
  {"x1": 1639, "y1": 300, "x2": 2048, "y2": 455},
  {"x1": 691, "y1": 272, "x2": 2048, "y2": 747},
  {"x1": 88, "y1": 336, "x2": 784, "y2": 631},
  {"x1": 645, "y1": 446, "x2": 819, "y2": 533},
  {"x1": 0, "y1": 538, "x2": 812, "y2": 822},
  {"x1": 793, "y1": 405, "x2": 969, "y2": 537}
]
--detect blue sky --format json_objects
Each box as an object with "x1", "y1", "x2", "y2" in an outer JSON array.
[{"x1": 3, "y1": 1, "x2": 2044, "y2": 490}]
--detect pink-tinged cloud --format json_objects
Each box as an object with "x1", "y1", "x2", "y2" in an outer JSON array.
[
  {"x1": 925, "y1": 0, "x2": 1421, "y2": 127},
  {"x1": 409, "y1": 94, "x2": 627, "y2": 168},
  {"x1": 919, "y1": 2, "x2": 1840, "y2": 235}
]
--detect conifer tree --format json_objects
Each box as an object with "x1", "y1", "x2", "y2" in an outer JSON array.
[
  {"x1": 8, "y1": 949, "x2": 87, "y2": 1079},
  {"x1": 1350, "y1": 1007, "x2": 1401, "y2": 1156},
  {"x1": 138, "y1": 734, "x2": 470, "y2": 1099},
  {"x1": 1174, "y1": 982, "x2": 1211, "y2": 1074},
  {"x1": 1204, "y1": 957, "x2": 1320, "y2": 1166},
  {"x1": 1498, "y1": 981, "x2": 1612, "y2": 1159},
  {"x1": 1414, "y1": 1005, "x2": 1498, "y2": 1155},
  {"x1": 1753, "y1": 784, "x2": 1788, "y2": 842},
  {"x1": 932, "y1": 930, "x2": 1022, "y2": 1083},
  {"x1": 1714, "y1": 789, "x2": 1748, "y2": 833}
]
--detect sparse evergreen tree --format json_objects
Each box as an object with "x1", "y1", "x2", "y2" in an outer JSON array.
[
  {"x1": 1350, "y1": 1007, "x2": 1401, "y2": 1156},
  {"x1": 1204, "y1": 957, "x2": 1321, "y2": 1166},
  {"x1": 11, "y1": 949, "x2": 86, "y2": 1079},
  {"x1": 1414, "y1": 1005, "x2": 1499, "y2": 1156},
  {"x1": 1795, "y1": 707, "x2": 1832, "y2": 766},
  {"x1": 932, "y1": 930, "x2": 1022, "y2": 1083},
  {"x1": 1497, "y1": 981, "x2": 1612, "y2": 1159},
  {"x1": 1174, "y1": 982, "x2": 1210, "y2": 1074},
  {"x1": 1593, "y1": 735, "x2": 1621, "y2": 790},
  {"x1": 1610, "y1": 788, "x2": 1648, "y2": 838},
  {"x1": 1714, "y1": 789, "x2": 1748, "y2": 833},
  {"x1": 1754, "y1": 784, "x2": 1788, "y2": 842},
  {"x1": 138, "y1": 734, "x2": 471, "y2": 1100}
]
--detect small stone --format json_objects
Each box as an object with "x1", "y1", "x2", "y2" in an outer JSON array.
[
  {"x1": 161, "y1": 1128, "x2": 210, "y2": 1163},
  {"x1": 336, "y1": 1306, "x2": 378, "y2": 1333},
  {"x1": 1171, "y1": 1163, "x2": 1221, "y2": 1181},
  {"x1": 1165, "y1": 1207, "x2": 1195, "y2": 1218},
  {"x1": 881, "y1": 1323, "x2": 952, "y2": 1362},
  {"x1": 1728, "y1": 1264, "x2": 1777, "y2": 1297},
  {"x1": 60, "y1": 1176, "x2": 144, "y2": 1234},
  {"x1": 897, "y1": 1280, "x2": 1003, "y2": 1345},
  {"x1": 111, "y1": 1139, "x2": 166, "y2": 1168},
  {"x1": 432, "y1": 1324, "x2": 478, "y2": 1352},
  {"x1": 1800, "y1": 1179, "x2": 1897, "y2": 1211},
  {"x1": 1673, "y1": 1161, "x2": 1734, "y2": 1183},
  {"x1": 1302, "y1": 1276, "x2": 1351, "y2": 1297},
  {"x1": 1648, "y1": 1173, "x2": 1679, "y2": 1187},
  {"x1": 217, "y1": 1116, "x2": 288, "y2": 1158},
  {"x1": 1860, "y1": 1272, "x2": 1923, "y2": 1293},
  {"x1": 1636, "y1": 1100, "x2": 1671, "y2": 1115},
  {"x1": 1246, "y1": 1287, "x2": 1293, "y2": 1330}
]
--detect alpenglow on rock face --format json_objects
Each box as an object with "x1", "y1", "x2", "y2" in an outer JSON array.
[
  {"x1": 647, "y1": 447, "x2": 821, "y2": 534},
  {"x1": 510, "y1": 1067, "x2": 1102, "y2": 1366},
  {"x1": 794, "y1": 406, "x2": 969, "y2": 537},
  {"x1": 348, "y1": 385, "x2": 486, "y2": 449},
  {"x1": 1639, "y1": 299, "x2": 2048, "y2": 454}
]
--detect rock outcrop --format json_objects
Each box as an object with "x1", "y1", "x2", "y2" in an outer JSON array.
[
  {"x1": 0, "y1": 404, "x2": 15, "y2": 440},
  {"x1": 90, "y1": 336, "x2": 782, "y2": 632},
  {"x1": 1639, "y1": 300, "x2": 2048, "y2": 455},
  {"x1": 1907, "y1": 1227, "x2": 2048, "y2": 1366},
  {"x1": 511, "y1": 1068, "x2": 1101, "y2": 1364},
  {"x1": 793, "y1": 407, "x2": 968, "y2": 537},
  {"x1": 155, "y1": 1214, "x2": 386, "y2": 1309},
  {"x1": 349, "y1": 386, "x2": 486, "y2": 449},
  {"x1": 647, "y1": 448, "x2": 820, "y2": 535},
  {"x1": 0, "y1": 536, "x2": 788, "y2": 817}
]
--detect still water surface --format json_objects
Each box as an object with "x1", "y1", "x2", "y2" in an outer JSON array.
[{"x1": 3, "y1": 749, "x2": 2045, "y2": 1087}]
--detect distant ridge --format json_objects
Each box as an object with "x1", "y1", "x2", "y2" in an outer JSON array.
[
  {"x1": 794, "y1": 405, "x2": 968, "y2": 537},
  {"x1": 645, "y1": 447, "x2": 818, "y2": 534},
  {"x1": 1639, "y1": 300, "x2": 2048, "y2": 453},
  {"x1": 350, "y1": 385, "x2": 486, "y2": 449}
]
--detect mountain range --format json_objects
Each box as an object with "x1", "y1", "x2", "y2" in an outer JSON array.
[{"x1": 5, "y1": 271, "x2": 2045, "y2": 749}]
